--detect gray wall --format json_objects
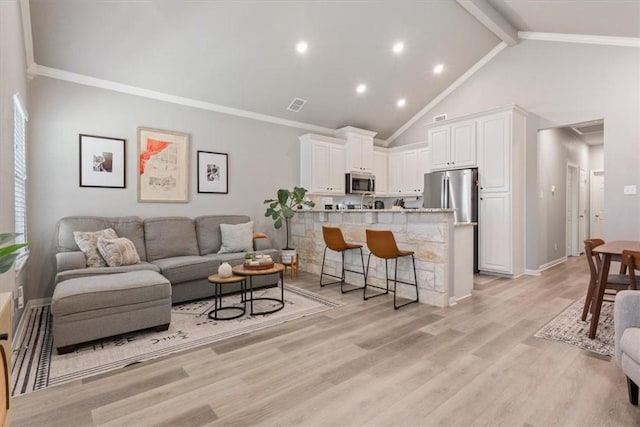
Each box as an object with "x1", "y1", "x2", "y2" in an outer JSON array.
[
  {"x1": 393, "y1": 40, "x2": 640, "y2": 270},
  {"x1": 27, "y1": 77, "x2": 311, "y2": 301},
  {"x1": 589, "y1": 145, "x2": 604, "y2": 171},
  {"x1": 0, "y1": 0, "x2": 28, "y2": 327},
  {"x1": 537, "y1": 127, "x2": 589, "y2": 266}
]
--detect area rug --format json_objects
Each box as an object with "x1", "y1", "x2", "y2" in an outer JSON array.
[
  {"x1": 11, "y1": 285, "x2": 341, "y2": 397},
  {"x1": 534, "y1": 298, "x2": 614, "y2": 356}
]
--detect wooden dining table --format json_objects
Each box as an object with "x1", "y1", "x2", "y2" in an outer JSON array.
[{"x1": 590, "y1": 240, "x2": 640, "y2": 338}]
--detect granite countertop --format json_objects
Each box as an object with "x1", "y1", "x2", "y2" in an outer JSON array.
[{"x1": 299, "y1": 208, "x2": 454, "y2": 213}]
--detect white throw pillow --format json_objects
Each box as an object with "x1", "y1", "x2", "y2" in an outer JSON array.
[
  {"x1": 97, "y1": 237, "x2": 141, "y2": 267},
  {"x1": 217, "y1": 221, "x2": 254, "y2": 254},
  {"x1": 73, "y1": 228, "x2": 118, "y2": 267}
]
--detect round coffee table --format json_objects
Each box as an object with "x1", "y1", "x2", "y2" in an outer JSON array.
[
  {"x1": 232, "y1": 263, "x2": 285, "y2": 316},
  {"x1": 207, "y1": 274, "x2": 246, "y2": 320}
]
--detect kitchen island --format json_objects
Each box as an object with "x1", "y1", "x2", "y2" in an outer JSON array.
[{"x1": 290, "y1": 209, "x2": 475, "y2": 307}]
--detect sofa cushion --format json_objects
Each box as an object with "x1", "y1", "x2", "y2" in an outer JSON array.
[
  {"x1": 144, "y1": 217, "x2": 199, "y2": 262},
  {"x1": 195, "y1": 215, "x2": 250, "y2": 255},
  {"x1": 73, "y1": 228, "x2": 118, "y2": 267},
  {"x1": 56, "y1": 216, "x2": 147, "y2": 261},
  {"x1": 51, "y1": 271, "x2": 171, "y2": 317},
  {"x1": 218, "y1": 221, "x2": 254, "y2": 254},
  {"x1": 55, "y1": 262, "x2": 161, "y2": 284},
  {"x1": 97, "y1": 237, "x2": 141, "y2": 267},
  {"x1": 151, "y1": 256, "x2": 219, "y2": 284}
]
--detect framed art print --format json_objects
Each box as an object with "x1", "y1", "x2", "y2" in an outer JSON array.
[
  {"x1": 197, "y1": 151, "x2": 228, "y2": 194},
  {"x1": 138, "y1": 127, "x2": 190, "y2": 203},
  {"x1": 79, "y1": 134, "x2": 126, "y2": 188}
]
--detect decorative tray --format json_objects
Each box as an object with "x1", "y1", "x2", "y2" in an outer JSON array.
[{"x1": 242, "y1": 262, "x2": 275, "y2": 271}]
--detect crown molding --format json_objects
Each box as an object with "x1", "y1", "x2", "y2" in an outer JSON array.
[
  {"x1": 387, "y1": 41, "x2": 507, "y2": 144},
  {"x1": 31, "y1": 64, "x2": 337, "y2": 135},
  {"x1": 519, "y1": 31, "x2": 640, "y2": 47}
]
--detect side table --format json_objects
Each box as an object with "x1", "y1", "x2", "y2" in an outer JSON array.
[
  {"x1": 232, "y1": 263, "x2": 285, "y2": 316},
  {"x1": 207, "y1": 274, "x2": 246, "y2": 320},
  {"x1": 282, "y1": 253, "x2": 299, "y2": 280}
]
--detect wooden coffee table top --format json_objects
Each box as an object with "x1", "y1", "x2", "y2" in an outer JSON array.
[
  {"x1": 207, "y1": 274, "x2": 245, "y2": 284},
  {"x1": 232, "y1": 263, "x2": 285, "y2": 276}
]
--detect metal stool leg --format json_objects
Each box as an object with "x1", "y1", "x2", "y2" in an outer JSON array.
[
  {"x1": 393, "y1": 254, "x2": 419, "y2": 310},
  {"x1": 364, "y1": 252, "x2": 390, "y2": 300}
]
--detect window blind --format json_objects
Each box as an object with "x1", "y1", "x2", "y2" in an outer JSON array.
[{"x1": 13, "y1": 94, "x2": 28, "y2": 254}]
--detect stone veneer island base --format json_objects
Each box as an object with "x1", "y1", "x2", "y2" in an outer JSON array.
[{"x1": 290, "y1": 209, "x2": 474, "y2": 307}]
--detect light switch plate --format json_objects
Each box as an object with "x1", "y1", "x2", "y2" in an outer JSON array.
[{"x1": 623, "y1": 185, "x2": 637, "y2": 195}]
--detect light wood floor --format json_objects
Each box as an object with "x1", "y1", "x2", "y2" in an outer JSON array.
[{"x1": 11, "y1": 256, "x2": 640, "y2": 426}]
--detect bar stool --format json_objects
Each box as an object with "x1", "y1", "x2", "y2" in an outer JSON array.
[
  {"x1": 320, "y1": 226, "x2": 366, "y2": 293},
  {"x1": 364, "y1": 229, "x2": 419, "y2": 310}
]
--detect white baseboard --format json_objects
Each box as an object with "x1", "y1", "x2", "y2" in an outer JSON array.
[
  {"x1": 525, "y1": 269, "x2": 542, "y2": 276},
  {"x1": 13, "y1": 298, "x2": 51, "y2": 352},
  {"x1": 538, "y1": 257, "x2": 568, "y2": 273}
]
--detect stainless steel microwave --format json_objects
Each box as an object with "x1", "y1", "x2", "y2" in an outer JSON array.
[{"x1": 345, "y1": 173, "x2": 375, "y2": 194}]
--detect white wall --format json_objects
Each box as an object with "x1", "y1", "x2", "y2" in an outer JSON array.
[
  {"x1": 27, "y1": 77, "x2": 314, "y2": 301},
  {"x1": 0, "y1": 0, "x2": 28, "y2": 325},
  {"x1": 393, "y1": 40, "x2": 640, "y2": 270},
  {"x1": 589, "y1": 145, "x2": 604, "y2": 171}
]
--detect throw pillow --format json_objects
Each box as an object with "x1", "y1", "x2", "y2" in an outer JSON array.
[
  {"x1": 96, "y1": 237, "x2": 141, "y2": 267},
  {"x1": 218, "y1": 221, "x2": 254, "y2": 254},
  {"x1": 73, "y1": 228, "x2": 118, "y2": 267}
]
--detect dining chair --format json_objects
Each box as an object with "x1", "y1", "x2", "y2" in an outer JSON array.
[
  {"x1": 581, "y1": 239, "x2": 630, "y2": 321},
  {"x1": 364, "y1": 229, "x2": 419, "y2": 309},
  {"x1": 320, "y1": 226, "x2": 366, "y2": 293},
  {"x1": 622, "y1": 250, "x2": 640, "y2": 290}
]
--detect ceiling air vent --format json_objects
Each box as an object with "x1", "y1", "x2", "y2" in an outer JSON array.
[
  {"x1": 287, "y1": 97, "x2": 307, "y2": 112},
  {"x1": 433, "y1": 114, "x2": 448, "y2": 123}
]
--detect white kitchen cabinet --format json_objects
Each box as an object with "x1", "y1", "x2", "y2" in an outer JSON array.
[
  {"x1": 388, "y1": 152, "x2": 403, "y2": 195},
  {"x1": 373, "y1": 149, "x2": 388, "y2": 195},
  {"x1": 299, "y1": 134, "x2": 345, "y2": 195},
  {"x1": 428, "y1": 119, "x2": 476, "y2": 171},
  {"x1": 416, "y1": 147, "x2": 431, "y2": 194},
  {"x1": 387, "y1": 143, "x2": 429, "y2": 196},
  {"x1": 477, "y1": 112, "x2": 510, "y2": 192},
  {"x1": 336, "y1": 126, "x2": 377, "y2": 173},
  {"x1": 478, "y1": 192, "x2": 511, "y2": 273}
]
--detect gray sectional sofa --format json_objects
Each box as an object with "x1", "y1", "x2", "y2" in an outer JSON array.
[{"x1": 52, "y1": 215, "x2": 279, "y2": 353}]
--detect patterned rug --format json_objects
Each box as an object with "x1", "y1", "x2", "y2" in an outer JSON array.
[
  {"x1": 534, "y1": 298, "x2": 614, "y2": 356},
  {"x1": 11, "y1": 285, "x2": 341, "y2": 397}
]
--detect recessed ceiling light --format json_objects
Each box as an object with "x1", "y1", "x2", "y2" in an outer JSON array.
[
  {"x1": 392, "y1": 42, "x2": 404, "y2": 54},
  {"x1": 433, "y1": 64, "x2": 444, "y2": 74},
  {"x1": 356, "y1": 84, "x2": 367, "y2": 94},
  {"x1": 296, "y1": 41, "x2": 308, "y2": 54},
  {"x1": 397, "y1": 98, "x2": 406, "y2": 108}
]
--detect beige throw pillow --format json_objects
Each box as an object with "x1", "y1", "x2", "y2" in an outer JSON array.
[
  {"x1": 217, "y1": 221, "x2": 254, "y2": 254},
  {"x1": 97, "y1": 237, "x2": 141, "y2": 267},
  {"x1": 73, "y1": 228, "x2": 118, "y2": 267}
]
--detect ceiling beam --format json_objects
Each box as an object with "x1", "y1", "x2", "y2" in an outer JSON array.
[{"x1": 457, "y1": 0, "x2": 519, "y2": 46}]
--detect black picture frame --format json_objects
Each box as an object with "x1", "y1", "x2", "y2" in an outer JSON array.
[
  {"x1": 79, "y1": 134, "x2": 126, "y2": 188},
  {"x1": 197, "y1": 151, "x2": 228, "y2": 194}
]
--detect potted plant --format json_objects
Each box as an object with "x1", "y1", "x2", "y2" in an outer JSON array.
[
  {"x1": 264, "y1": 187, "x2": 314, "y2": 263},
  {"x1": 0, "y1": 233, "x2": 28, "y2": 274}
]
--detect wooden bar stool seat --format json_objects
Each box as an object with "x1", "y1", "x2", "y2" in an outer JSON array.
[
  {"x1": 364, "y1": 229, "x2": 419, "y2": 309},
  {"x1": 320, "y1": 226, "x2": 366, "y2": 294}
]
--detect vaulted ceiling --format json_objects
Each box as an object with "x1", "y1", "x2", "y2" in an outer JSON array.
[{"x1": 28, "y1": 0, "x2": 640, "y2": 141}]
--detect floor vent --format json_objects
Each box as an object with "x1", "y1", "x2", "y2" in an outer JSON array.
[
  {"x1": 287, "y1": 98, "x2": 307, "y2": 112},
  {"x1": 434, "y1": 114, "x2": 448, "y2": 122}
]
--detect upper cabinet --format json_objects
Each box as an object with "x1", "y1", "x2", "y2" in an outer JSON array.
[
  {"x1": 336, "y1": 126, "x2": 377, "y2": 173},
  {"x1": 299, "y1": 134, "x2": 346, "y2": 195},
  {"x1": 428, "y1": 119, "x2": 476, "y2": 171},
  {"x1": 477, "y1": 112, "x2": 511, "y2": 193},
  {"x1": 373, "y1": 148, "x2": 388, "y2": 195},
  {"x1": 386, "y1": 143, "x2": 429, "y2": 196}
]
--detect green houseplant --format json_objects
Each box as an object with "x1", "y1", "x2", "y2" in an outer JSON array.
[
  {"x1": 264, "y1": 187, "x2": 315, "y2": 252},
  {"x1": 0, "y1": 233, "x2": 28, "y2": 274}
]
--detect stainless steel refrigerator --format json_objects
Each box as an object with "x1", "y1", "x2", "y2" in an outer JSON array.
[{"x1": 423, "y1": 168, "x2": 478, "y2": 270}]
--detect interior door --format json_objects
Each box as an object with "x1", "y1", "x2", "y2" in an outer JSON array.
[
  {"x1": 579, "y1": 168, "x2": 588, "y2": 250},
  {"x1": 590, "y1": 170, "x2": 605, "y2": 238}
]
